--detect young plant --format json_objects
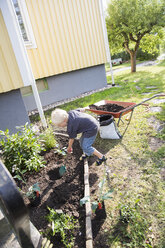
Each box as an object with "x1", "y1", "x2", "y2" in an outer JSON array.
[
  {"x1": 39, "y1": 125, "x2": 57, "y2": 150},
  {"x1": 26, "y1": 183, "x2": 40, "y2": 200},
  {"x1": 92, "y1": 178, "x2": 113, "y2": 212},
  {"x1": 80, "y1": 178, "x2": 113, "y2": 212},
  {"x1": 46, "y1": 207, "x2": 77, "y2": 248},
  {"x1": 0, "y1": 123, "x2": 45, "y2": 175},
  {"x1": 13, "y1": 168, "x2": 27, "y2": 184},
  {"x1": 54, "y1": 145, "x2": 67, "y2": 156}
]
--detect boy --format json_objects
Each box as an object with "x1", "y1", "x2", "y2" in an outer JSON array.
[{"x1": 51, "y1": 108, "x2": 107, "y2": 165}]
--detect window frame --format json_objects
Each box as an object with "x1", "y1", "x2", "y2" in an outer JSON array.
[{"x1": 13, "y1": 0, "x2": 37, "y2": 49}]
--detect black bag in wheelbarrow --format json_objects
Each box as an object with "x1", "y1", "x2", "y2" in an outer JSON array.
[{"x1": 98, "y1": 114, "x2": 122, "y2": 139}]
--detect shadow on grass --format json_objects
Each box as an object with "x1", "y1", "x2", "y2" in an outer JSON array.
[
  {"x1": 92, "y1": 218, "x2": 109, "y2": 248},
  {"x1": 107, "y1": 219, "x2": 130, "y2": 247},
  {"x1": 94, "y1": 134, "x2": 121, "y2": 156}
]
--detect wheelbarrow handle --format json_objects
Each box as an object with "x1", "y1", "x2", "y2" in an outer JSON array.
[
  {"x1": 117, "y1": 93, "x2": 165, "y2": 126},
  {"x1": 120, "y1": 93, "x2": 165, "y2": 114},
  {"x1": 153, "y1": 93, "x2": 165, "y2": 97}
]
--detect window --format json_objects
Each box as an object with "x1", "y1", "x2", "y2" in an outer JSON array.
[
  {"x1": 21, "y1": 79, "x2": 49, "y2": 97},
  {"x1": 12, "y1": 0, "x2": 37, "y2": 49}
]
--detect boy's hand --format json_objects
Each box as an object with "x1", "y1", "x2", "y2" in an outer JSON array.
[
  {"x1": 77, "y1": 107, "x2": 88, "y2": 113},
  {"x1": 67, "y1": 147, "x2": 73, "y2": 153}
]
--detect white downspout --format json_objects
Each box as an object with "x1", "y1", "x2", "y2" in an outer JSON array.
[
  {"x1": 99, "y1": 0, "x2": 115, "y2": 86},
  {"x1": 0, "y1": 0, "x2": 47, "y2": 128}
]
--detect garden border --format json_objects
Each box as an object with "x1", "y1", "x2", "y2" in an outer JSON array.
[{"x1": 84, "y1": 158, "x2": 93, "y2": 248}]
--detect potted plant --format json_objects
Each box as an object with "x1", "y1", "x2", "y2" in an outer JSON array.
[{"x1": 26, "y1": 183, "x2": 41, "y2": 207}]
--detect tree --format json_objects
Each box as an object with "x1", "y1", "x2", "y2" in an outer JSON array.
[{"x1": 106, "y1": 0, "x2": 165, "y2": 72}]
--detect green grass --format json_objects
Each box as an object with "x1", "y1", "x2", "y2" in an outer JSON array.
[
  {"x1": 92, "y1": 102, "x2": 165, "y2": 247},
  {"x1": 30, "y1": 60, "x2": 165, "y2": 247},
  {"x1": 30, "y1": 60, "x2": 165, "y2": 123}
]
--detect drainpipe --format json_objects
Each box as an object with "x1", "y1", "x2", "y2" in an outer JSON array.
[
  {"x1": 0, "y1": 0, "x2": 47, "y2": 128},
  {"x1": 30, "y1": 82, "x2": 47, "y2": 128},
  {"x1": 99, "y1": 0, "x2": 115, "y2": 86}
]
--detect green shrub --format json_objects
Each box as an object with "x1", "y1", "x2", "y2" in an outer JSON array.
[
  {"x1": 0, "y1": 123, "x2": 45, "y2": 176},
  {"x1": 45, "y1": 207, "x2": 77, "y2": 248},
  {"x1": 39, "y1": 125, "x2": 57, "y2": 150}
]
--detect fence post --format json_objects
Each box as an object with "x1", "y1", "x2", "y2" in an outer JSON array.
[{"x1": 0, "y1": 160, "x2": 35, "y2": 248}]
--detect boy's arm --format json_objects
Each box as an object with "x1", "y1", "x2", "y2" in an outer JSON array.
[
  {"x1": 76, "y1": 107, "x2": 87, "y2": 113},
  {"x1": 67, "y1": 138, "x2": 74, "y2": 153}
]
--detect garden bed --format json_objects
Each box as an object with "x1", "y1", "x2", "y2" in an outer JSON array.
[
  {"x1": 18, "y1": 134, "x2": 110, "y2": 248},
  {"x1": 19, "y1": 135, "x2": 86, "y2": 248}
]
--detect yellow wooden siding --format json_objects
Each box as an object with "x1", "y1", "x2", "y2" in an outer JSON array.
[
  {"x1": 0, "y1": 11, "x2": 24, "y2": 93},
  {"x1": 26, "y1": 0, "x2": 107, "y2": 79}
]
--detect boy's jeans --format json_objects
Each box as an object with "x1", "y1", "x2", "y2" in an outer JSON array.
[{"x1": 79, "y1": 134, "x2": 97, "y2": 156}]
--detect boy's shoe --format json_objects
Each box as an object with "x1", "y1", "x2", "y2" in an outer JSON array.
[
  {"x1": 96, "y1": 156, "x2": 107, "y2": 166},
  {"x1": 80, "y1": 154, "x2": 88, "y2": 161}
]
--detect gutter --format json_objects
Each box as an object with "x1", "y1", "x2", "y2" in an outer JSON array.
[{"x1": 99, "y1": 0, "x2": 115, "y2": 86}]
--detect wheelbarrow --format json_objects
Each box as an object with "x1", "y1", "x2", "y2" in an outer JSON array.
[{"x1": 87, "y1": 93, "x2": 165, "y2": 127}]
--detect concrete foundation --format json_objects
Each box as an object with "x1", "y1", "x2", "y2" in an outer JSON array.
[
  {"x1": 0, "y1": 89, "x2": 30, "y2": 134},
  {"x1": 22, "y1": 64, "x2": 107, "y2": 112}
]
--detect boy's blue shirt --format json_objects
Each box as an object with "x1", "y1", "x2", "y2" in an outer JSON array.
[{"x1": 67, "y1": 110, "x2": 99, "y2": 139}]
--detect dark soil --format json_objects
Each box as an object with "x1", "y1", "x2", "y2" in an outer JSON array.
[
  {"x1": 89, "y1": 103, "x2": 125, "y2": 112},
  {"x1": 19, "y1": 135, "x2": 85, "y2": 248},
  {"x1": 17, "y1": 134, "x2": 107, "y2": 248}
]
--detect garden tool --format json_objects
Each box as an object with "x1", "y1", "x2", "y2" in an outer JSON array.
[
  {"x1": 59, "y1": 165, "x2": 66, "y2": 177},
  {"x1": 58, "y1": 146, "x2": 70, "y2": 177}
]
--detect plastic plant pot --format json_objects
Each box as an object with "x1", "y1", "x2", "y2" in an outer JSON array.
[
  {"x1": 29, "y1": 192, "x2": 41, "y2": 207},
  {"x1": 95, "y1": 201, "x2": 107, "y2": 220}
]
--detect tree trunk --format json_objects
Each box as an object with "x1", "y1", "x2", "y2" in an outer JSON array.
[
  {"x1": 124, "y1": 40, "x2": 140, "y2": 73},
  {"x1": 130, "y1": 53, "x2": 137, "y2": 72}
]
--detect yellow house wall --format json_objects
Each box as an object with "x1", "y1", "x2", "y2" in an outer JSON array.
[
  {"x1": 26, "y1": 0, "x2": 107, "y2": 79},
  {"x1": 0, "y1": 10, "x2": 24, "y2": 93}
]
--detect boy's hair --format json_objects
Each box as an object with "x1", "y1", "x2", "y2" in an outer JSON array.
[{"x1": 51, "y1": 108, "x2": 68, "y2": 126}]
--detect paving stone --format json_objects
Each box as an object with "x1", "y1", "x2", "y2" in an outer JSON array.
[
  {"x1": 151, "y1": 99, "x2": 165, "y2": 104},
  {"x1": 146, "y1": 86, "x2": 157, "y2": 89},
  {"x1": 150, "y1": 106, "x2": 162, "y2": 113},
  {"x1": 148, "y1": 116, "x2": 164, "y2": 132}
]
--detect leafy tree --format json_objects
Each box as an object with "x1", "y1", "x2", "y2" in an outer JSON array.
[{"x1": 106, "y1": 0, "x2": 165, "y2": 72}]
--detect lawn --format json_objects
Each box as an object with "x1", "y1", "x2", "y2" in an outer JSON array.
[
  {"x1": 1, "y1": 60, "x2": 164, "y2": 248},
  {"x1": 45, "y1": 60, "x2": 165, "y2": 248}
]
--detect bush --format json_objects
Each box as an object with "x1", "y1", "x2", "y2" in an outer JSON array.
[
  {"x1": 111, "y1": 48, "x2": 159, "y2": 62},
  {"x1": 0, "y1": 123, "x2": 45, "y2": 176},
  {"x1": 46, "y1": 207, "x2": 77, "y2": 248},
  {"x1": 39, "y1": 125, "x2": 57, "y2": 150},
  {"x1": 136, "y1": 48, "x2": 159, "y2": 61}
]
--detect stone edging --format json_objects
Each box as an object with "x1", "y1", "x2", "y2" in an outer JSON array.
[{"x1": 84, "y1": 158, "x2": 93, "y2": 248}]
